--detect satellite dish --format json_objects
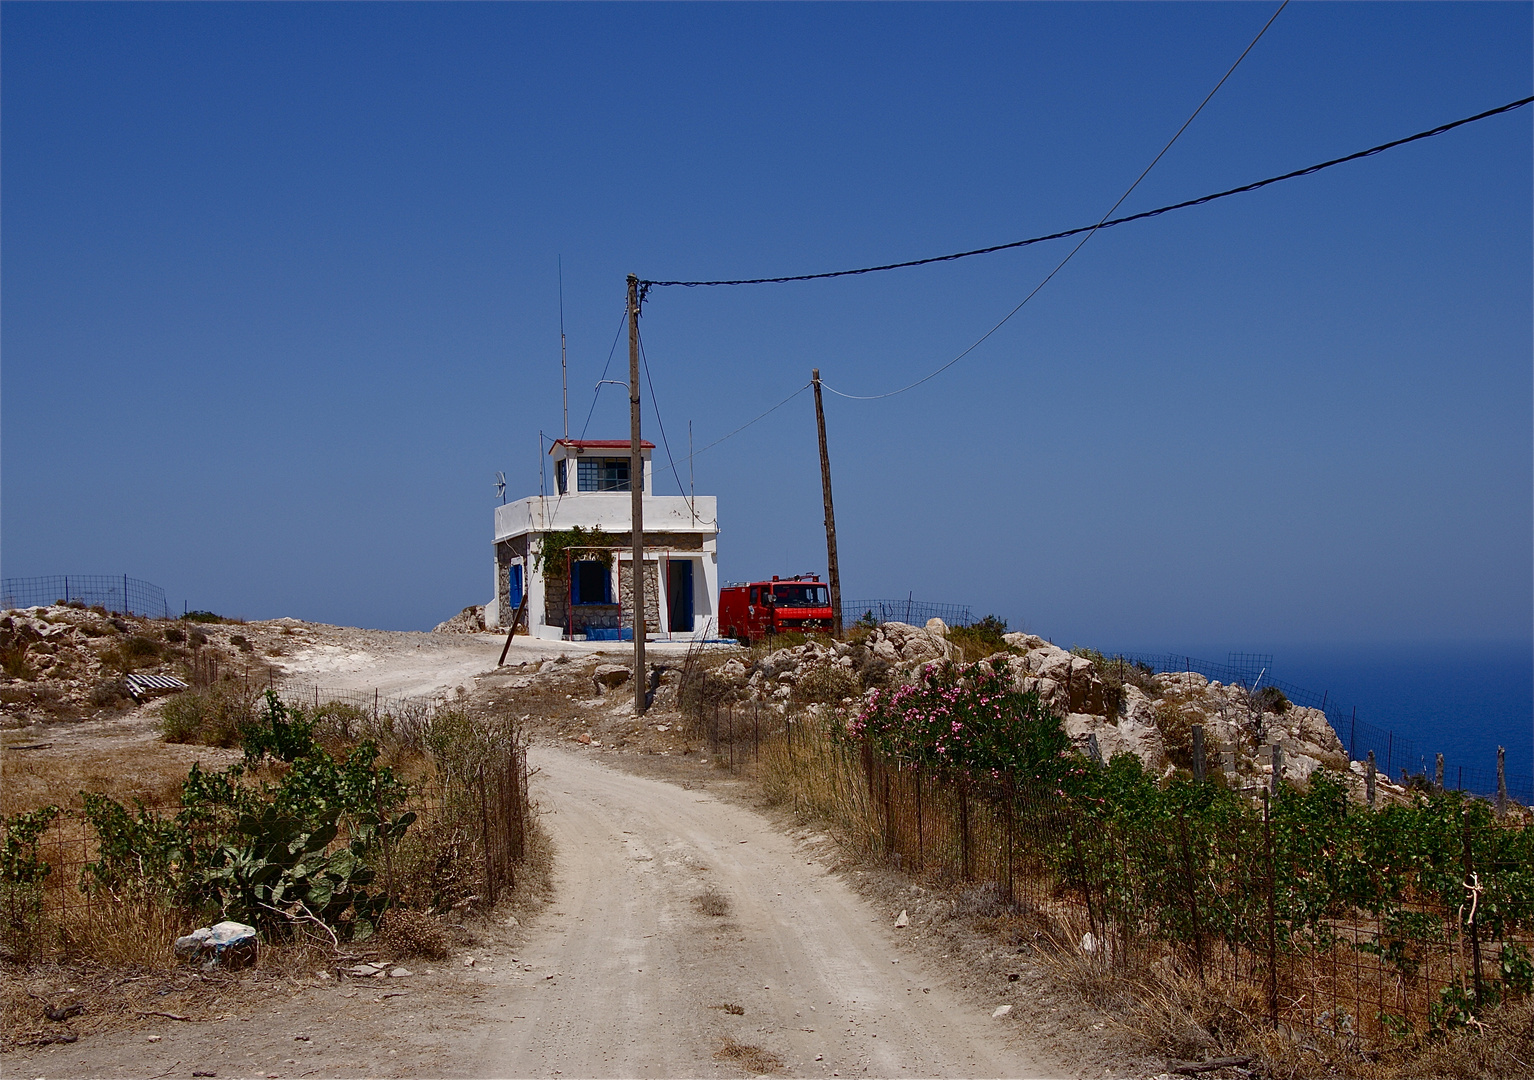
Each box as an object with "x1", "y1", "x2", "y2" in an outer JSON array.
[{"x1": 495, "y1": 471, "x2": 507, "y2": 505}]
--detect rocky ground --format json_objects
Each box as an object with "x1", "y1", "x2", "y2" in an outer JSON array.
[{"x1": 9, "y1": 607, "x2": 1370, "y2": 1079}]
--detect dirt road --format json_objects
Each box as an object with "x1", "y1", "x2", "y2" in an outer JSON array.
[{"x1": 468, "y1": 744, "x2": 1055, "y2": 1078}]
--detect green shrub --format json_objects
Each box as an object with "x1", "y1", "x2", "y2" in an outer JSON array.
[
  {"x1": 1, "y1": 805, "x2": 61, "y2": 960},
  {"x1": 311, "y1": 701, "x2": 374, "y2": 743},
  {"x1": 949, "y1": 614, "x2": 1011, "y2": 662},
  {"x1": 0, "y1": 644, "x2": 31, "y2": 680},
  {"x1": 240, "y1": 691, "x2": 316, "y2": 763},
  {"x1": 90, "y1": 676, "x2": 132, "y2": 707},
  {"x1": 1253, "y1": 685, "x2": 1290, "y2": 714},
  {"x1": 87, "y1": 702, "x2": 416, "y2": 941},
  {"x1": 181, "y1": 610, "x2": 225, "y2": 623},
  {"x1": 846, "y1": 660, "x2": 1068, "y2": 782},
  {"x1": 158, "y1": 685, "x2": 257, "y2": 746}
]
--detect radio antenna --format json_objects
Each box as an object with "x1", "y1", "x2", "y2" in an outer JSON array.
[{"x1": 559, "y1": 256, "x2": 568, "y2": 441}]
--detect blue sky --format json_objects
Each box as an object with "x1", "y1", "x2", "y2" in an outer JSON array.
[{"x1": 4, "y1": 2, "x2": 1530, "y2": 652}]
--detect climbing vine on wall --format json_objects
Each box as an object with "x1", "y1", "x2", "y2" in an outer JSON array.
[{"x1": 535, "y1": 526, "x2": 618, "y2": 582}]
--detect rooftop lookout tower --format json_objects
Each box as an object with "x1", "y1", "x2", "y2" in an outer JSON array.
[{"x1": 489, "y1": 439, "x2": 720, "y2": 642}]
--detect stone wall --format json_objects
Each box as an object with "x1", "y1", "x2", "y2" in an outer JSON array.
[{"x1": 618, "y1": 562, "x2": 661, "y2": 634}]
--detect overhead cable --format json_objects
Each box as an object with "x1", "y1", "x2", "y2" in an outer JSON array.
[
  {"x1": 685, "y1": 382, "x2": 813, "y2": 462},
  {"x1": 819, "y1": 0, "x2": 1290, "y2": 400},
  {"x1": 642, "y1": 94, "x2": 1532, "y2": 292},
  {"x1": 638, "y1": 327, "x2": 716, "y2": 524},
  {"x1": 576, "y1": 308, "x2": 631, "y2": 442}
]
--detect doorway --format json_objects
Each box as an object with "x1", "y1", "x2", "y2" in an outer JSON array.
[{"x1": 667, "y1": 559, "x2": 694, "y2": 633}]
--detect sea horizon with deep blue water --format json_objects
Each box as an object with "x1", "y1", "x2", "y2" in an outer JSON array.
[{"x1": 1108, "y1": 640, "x2": 1533, "y2": 799}]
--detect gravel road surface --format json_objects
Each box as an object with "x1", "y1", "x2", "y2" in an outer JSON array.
[{"x1": 471, "y1": 743, "x2": 1055, "y2": 1078}]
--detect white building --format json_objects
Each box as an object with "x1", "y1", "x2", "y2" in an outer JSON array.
[{"x1": 487, "y1": 439, "x2": 720, "y2": 641}]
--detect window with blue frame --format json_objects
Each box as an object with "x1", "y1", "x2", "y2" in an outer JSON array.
[
  {"x1": 572, "y1": 561, "x2": 612, "y2": 604},
  {"x1": 577, "y1": 457, "x2": 635, "y2": 492}
]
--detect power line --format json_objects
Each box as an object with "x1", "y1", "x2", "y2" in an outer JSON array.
[
  {"x1": 641, "y1": 94, "x2": 1532, "y2": 292},
  {"x1": 638, "y1": 326, "x2": 715, "y2": 524},
  {"x1": 820, "y1": 90, "x2": 1534, "y2": 403},
  {"x1": 819, "y1": 0, "x2": 1289, "y2": 401},
  {"x1": 576, "y1": 307, "x2": 631, "y2": 442},
  {"x1": 686, "y1": 382, "x2": 813, "y2": 463}
]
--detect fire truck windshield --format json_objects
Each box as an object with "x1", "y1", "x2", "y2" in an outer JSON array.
[{"x1": 772, "y1": 583, "x2": 829, "y2": 607}]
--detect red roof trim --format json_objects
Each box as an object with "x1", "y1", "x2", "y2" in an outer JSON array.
[{"x1": 550, "y1": 439, "x2": 655, "y2": 453}]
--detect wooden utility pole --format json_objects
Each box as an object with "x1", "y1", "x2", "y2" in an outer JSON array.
[
  {"x1": 811, "y1": 369, "x2": 843, "y2": 637},
  {"x1": 628, "y1": 275, "x2": 647, "y2": 713}
]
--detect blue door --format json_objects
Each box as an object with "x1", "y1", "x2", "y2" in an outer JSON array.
[
  {"x1": 667, "y1": 559, "x2": 694, "y2": 632},
  {"x1": 508, "y1": 564, "x2": 524, "y2": 609}
]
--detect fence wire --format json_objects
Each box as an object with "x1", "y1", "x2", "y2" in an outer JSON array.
[
  {"x1": 1, "y1": 575, "x2": 171, "y2": 620},
  {"x1": 721, "y1": 706, "x2": 1534, "y2": 1049},
  {"x1": 842, "y1": 599, "x2": 975, "y2": 628}
]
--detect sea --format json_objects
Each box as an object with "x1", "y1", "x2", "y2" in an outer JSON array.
[{"x1": 1125, "y1": 641, "x2": 1532, "y2": 801}]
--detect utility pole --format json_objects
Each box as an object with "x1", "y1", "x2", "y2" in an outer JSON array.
[
  {"x1": 559, "y1": 257, "x2": 569, "y2": 440},
  {"x1": 628, "y1": 274, "x2": 647, "y2": 713},
  {"x1": 811, "y1": 369, "x2": 843, "y2": 637}
]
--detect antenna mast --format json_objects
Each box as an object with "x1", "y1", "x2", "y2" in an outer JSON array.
[{"x1": 559, "y1": 257, "x2": 568, "y2": 441}]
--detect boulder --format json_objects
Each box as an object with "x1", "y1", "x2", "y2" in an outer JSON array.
[
  {"x1": 592, "y1": 664, "x2": 631, "y2": 691},
  {"x1": 1012, "y1": 647, "x2": 1104, "y2": 715},
  {"x1": 875, "y1": 622, "x2": 958, "y2": 666},
  {"x1": 1064, "y1": 711, "x2": 1168, "y2": 770},
  {"x1": 433, "y1": 605, "x2": 486, "y2": 634},
  {"x1": 1155, "y1": 671, "x2": 1209, "y2": 693},
  {"x1": 175, "y1": 920, "x2": 258, "y2": 969},
  {"x1": 1280, "y1": 706, "x2": 1346, "y2": 759},
  {"x1": 1003, "y1": 632, "x2": 1048, "y2": 651}
]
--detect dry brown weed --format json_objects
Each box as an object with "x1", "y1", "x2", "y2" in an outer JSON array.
[{"x1": 714, "y1": 1034, "x2": 782, "y2": 1073}]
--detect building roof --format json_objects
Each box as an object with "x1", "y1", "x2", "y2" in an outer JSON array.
[{"x1": 549, "y1": 439, "x2": 655, "y2": 454}]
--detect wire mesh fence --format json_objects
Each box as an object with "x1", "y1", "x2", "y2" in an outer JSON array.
[
  {"x1": 740, "y1": 708, "x2": 1534, "y2": 1048},
  {"x1": 841, "y1": 599, "x2": 975, "y2": 628},
  {"x1": 1, "y1": 575, "x2": 171, "y2": 620},
  {"x1": 1122, "y1": 651, "x2": 1531, "y2": 805}
]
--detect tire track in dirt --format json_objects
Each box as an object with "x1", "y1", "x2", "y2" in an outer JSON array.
[{"x1": 473, "y1": 744, "x2": 1056, "y2": 1078}]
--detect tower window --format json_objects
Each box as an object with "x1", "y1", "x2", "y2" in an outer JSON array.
[{"x1": 577, "y1": 457, "x2": 634, "y2": 492}]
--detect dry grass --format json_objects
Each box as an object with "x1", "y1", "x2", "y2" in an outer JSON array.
[
  {"x1": 372, "y1": 908, "x2": 450, "y2": 960},
  {"x1": 759, "y1": 711, "x2": 880, "y2": 858},
  {"x1": 694, "y1": 887, "x2": 732, "y2": 917},
  {"x1": 1, "y1": 738, "x2": 237, "y2": 815},
  {"x1": 714, "y1": 1034, "x2": 782, "y2": 1073}
]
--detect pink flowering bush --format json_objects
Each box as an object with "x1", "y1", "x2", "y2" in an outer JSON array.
[{"x1": 841, "y1": 661, "x2": 1069, "y2": 783}]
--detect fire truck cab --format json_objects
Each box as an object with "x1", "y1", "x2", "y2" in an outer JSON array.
[{"x1": 718, "y1": 574, "x2": 833, "y2": 643}]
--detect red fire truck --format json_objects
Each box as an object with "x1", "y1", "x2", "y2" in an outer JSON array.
[{"x1": 718, "y1": 574, "x2": 834, "y2": 643}]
